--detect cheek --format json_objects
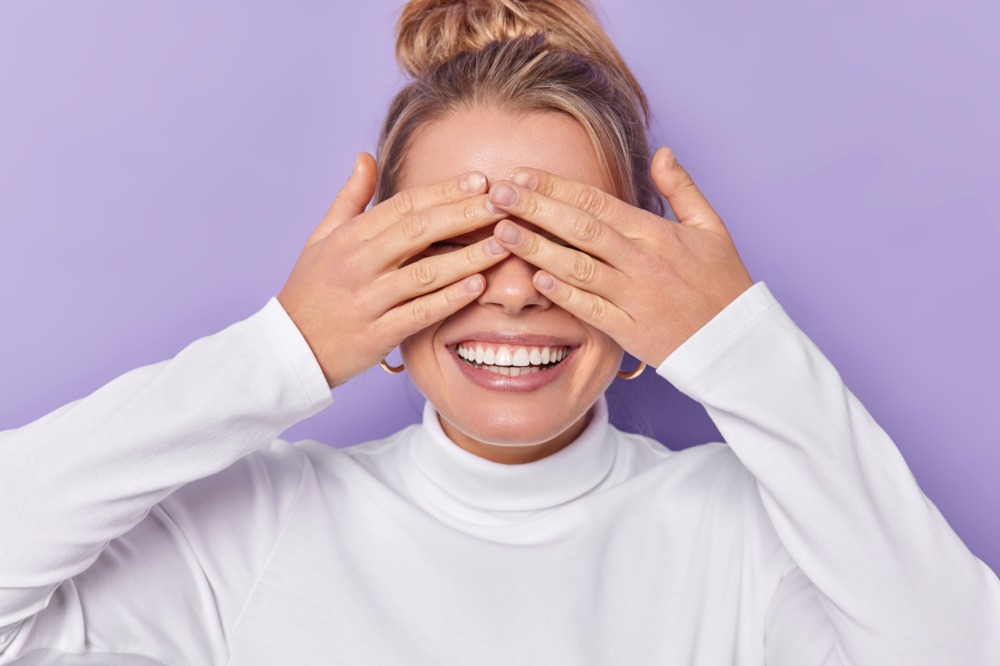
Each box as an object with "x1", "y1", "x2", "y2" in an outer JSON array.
[
  {"x1": 399, "y1": 325, "x2": 443, "y2": 370},
  {"x1": 399, "y1": 332, "x2": 427, "y2": 361},
  {"x1": 588, "y1": 327, "x2": 623, "y2": 361},
  {"x1": 588, "y1": 331, "x2": 625, "y2": 379}
]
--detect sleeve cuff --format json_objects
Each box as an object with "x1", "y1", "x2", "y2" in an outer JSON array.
[
  {"x1": 255, "y1": 297, "x2": 334, "y2": 412},
  {"x1": 655, "y1": 282, "x2": 780, "y2": 392}
]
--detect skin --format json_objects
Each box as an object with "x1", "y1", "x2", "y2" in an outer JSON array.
[
  {"x1": 396, "y1": 108, "x2": 624, "y2": 463},
  {"x1": 277, "y1": 105, "x2": 754, "y2": 465}
]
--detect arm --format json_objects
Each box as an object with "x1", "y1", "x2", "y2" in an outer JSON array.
[
  {"x1": 658, "y1": 282, "x2": 1000, "y2": 664},
  {"x1": 1, "y1": 156, "x2": 511, "y2": 660},
  {"x1": 479, "y1": 148, "x2": 1000, "y2": 663},
  {"x1": 0, "y1": 298, "x2": 333, "y2": 660}
]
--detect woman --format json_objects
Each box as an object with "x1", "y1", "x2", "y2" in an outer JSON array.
[{"x1": 1, "y1": 0, "x2": 998, "y2": 664}]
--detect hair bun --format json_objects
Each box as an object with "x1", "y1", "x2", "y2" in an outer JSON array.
[{"x1": 396, "y1": 0, "x2": 611, "y2": 78}]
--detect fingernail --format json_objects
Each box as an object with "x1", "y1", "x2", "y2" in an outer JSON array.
[
  {"x1": 352, "y1": 153, "x2": 364, "y2": 176},
  {"x1": 464, "y1": 275, "x2": 484, "y2": 293},
  {"x1": 662, "y1": 148, "x2": 677, "y2": 169},
  {"x1": 460, "y1": 171, "x2": 486, "y2": 194},
  {"x1": 496, "y1": 220, "x2": 522, "y2": 245},
  {"x1": 489, "y1": 183, "x2": 518, "y2": 207},
  {"x1": 510, "y1": 170, "x2": 537, "y2": 190},
  {"x1": 534, "y1": 271, "x2": 555, "y2": 291},
  {"x1": 485, "y1": 238, "x2": 507, "y2": 255}
]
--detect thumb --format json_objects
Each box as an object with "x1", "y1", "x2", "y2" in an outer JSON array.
[
  {"x1": 308, "y1": 152, "x2": 377, "y2": 245},
  {"x1": 651, "y1": 147, "x2": 723, "y2": 232}
]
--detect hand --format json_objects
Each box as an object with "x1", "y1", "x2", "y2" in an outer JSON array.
[
  {"x1": 484, "y1": 147, "x2": 754, "y2": 368},
  {"x1": 278, "y1": 153, "x2": 510, "y2": 387}
]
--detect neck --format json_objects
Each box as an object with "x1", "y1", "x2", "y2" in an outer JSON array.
[{"x1": 438, "y1": 408, "x2": 594, "y2": 465}]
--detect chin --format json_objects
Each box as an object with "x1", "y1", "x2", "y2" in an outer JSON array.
[{"x1": 440, "y1": 403, "x2": 592, "y2": 449}]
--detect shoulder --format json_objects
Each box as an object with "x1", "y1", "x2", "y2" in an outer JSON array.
[
  {"x1": 610, "y1": 426, "x2": 750, "y2": 490},
  {"x1": 158, "y1": 438, "x2": 318, "y2": 542},
  {"x1": 609, "y1": 429, "x2": 767, "y2": 524},
  {"x1": 161, "y1": 426, "x2": 419, "y2": 524},
  {"x1": 608, "y1": 433, "x2": 788, "y2": 566}
]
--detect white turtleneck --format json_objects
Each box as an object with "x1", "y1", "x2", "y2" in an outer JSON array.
[{"x1": 1, "y1": 283, "x2": 997, "y2": 665}]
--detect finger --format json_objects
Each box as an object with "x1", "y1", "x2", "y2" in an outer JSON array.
[
  {"x1": 531, "y1": 270, "x2": 630, "y2": 339},
  {"x1": 492, "y1": 220, "x2": 625, "y2": 299},
  {"x1": 370, "y1": 237, "x2": 509, "y2": 311},
  {"x1": 352, "y1": 169, "x2": 489, "y2": 241},
  {"x1": 502, "y1": 167, "x2": 647, "y2": 238},
  {"x1": 485, "y1": 181, "x2": 635, "y2": 267},
  {"x1": 380, "y1": 274, "x2": 486, "y2": 342},
  {"x1": 308, "y1": 152, "x2": 377, "y2": 245},
  {"x1": 650, "y1": 147, "x2": 725, "y2": 232},
  {"x1": 367, "y1": 194, "x2": 508, "y2": 267}
]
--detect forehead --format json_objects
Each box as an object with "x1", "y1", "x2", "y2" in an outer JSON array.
[{"x1": 397, "y1": 106, "x2": 608, "y2": 191}]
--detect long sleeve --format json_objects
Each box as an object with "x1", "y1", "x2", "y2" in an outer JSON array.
[
  {"x1": 657, "y1": 282, "x2": 1000, "y2": 664},
  {"x1": 0, "y1": 298, "x2": 333, "y2": 660}
]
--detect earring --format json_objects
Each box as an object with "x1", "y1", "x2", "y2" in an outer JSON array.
[
  {"x1": 379, "y1": 359, "x2": 405, "y2": 374},
  {"x1": 617, "y1": 360, "x2": 646, "y2": 380}
]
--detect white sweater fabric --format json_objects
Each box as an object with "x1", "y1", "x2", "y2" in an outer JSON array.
[{"x1": 1, "y1": 282, "x2": 998, "y2": 665}]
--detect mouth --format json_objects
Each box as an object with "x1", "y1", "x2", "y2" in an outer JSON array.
[{"x1": 453, "y1": 342, "x2": 572, "y2": 377}]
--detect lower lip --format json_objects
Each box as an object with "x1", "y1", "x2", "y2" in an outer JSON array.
[{"x1": 449, "y1": 348, "x2": 575, "y2": 392}]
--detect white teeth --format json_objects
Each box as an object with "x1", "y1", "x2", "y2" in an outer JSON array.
[
  {"x1": 494, "y1": 347, "x2": 513, "y2": 366},
  {"x1": 455, "y1": 342, "x2": 571, "y2": 369},
  {"x1": 482, "y1": 365, "x2": 540, "y2": 376},
  {"x1": 512, "y1": 348, "x2": 530, "y2": 367}
]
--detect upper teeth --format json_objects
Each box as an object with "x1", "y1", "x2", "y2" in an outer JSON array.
[{"x1": 456, "y1": 343, "x2": 569, "y2": 367}]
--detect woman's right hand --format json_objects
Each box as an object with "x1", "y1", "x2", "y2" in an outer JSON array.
[{"x1": 278, "y1": 152, "x2": 509, "y2": 388}]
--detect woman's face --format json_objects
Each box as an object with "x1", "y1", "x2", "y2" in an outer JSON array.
[{"x1": 396, "y1": 107, "x2": 624, "y2": 464}]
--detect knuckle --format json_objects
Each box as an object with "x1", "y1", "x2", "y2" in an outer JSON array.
[
  {"x1": 408, "y1": 259, "x2": 436, "y2": 287},
  {"x1": 436, "y1": 179, "x2": 455, "y2": 201},
  {"x1": 568, "y1": 254, "x2": 598, "y2": 284},
  {"x1": 462, "y1": 198, "x2": 483, "y2": 223},
  {"x1": 520, "y1": 192, "x2": 539, "y2": 218},
  {"x1": 409, "y1": 298, "x2": 433, "y2": 326},
  {"x1": 390, "y1": 189, "x2": 417, "y2": 217},
  {"x1": 584, "y1": 296, "x2": 607, "y2": 322},
  {"x1": 569, "y1": 214, "x2": 602, "y2": 244},
  {"x1": 677, "y1": 173, "x2": 700, "y2": 195},
  {"x1": 461, "y1": 244, "x2": 484, "y2": 268},
  {"x1": 533, "y1": 176, "x2": 555, "y2": 197},
  {"x1": 574, "y1": 186, "x2": 609, "y2": 217},
  {"x1": 522, "y1": 230, "x2": 542, "y2": 256},
  {"x1": 444, "y1": 282, "x2": 467, "y2": 306},
  {"x1": 400, "y1": 212, "x2": 429, "y2": 240}
]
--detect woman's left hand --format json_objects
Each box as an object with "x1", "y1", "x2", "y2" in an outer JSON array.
[{"x1": 485, "y1": 146, "x2": 754, "y2": 368}]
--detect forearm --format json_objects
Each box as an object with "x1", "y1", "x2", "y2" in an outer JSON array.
[
  {"x1": 0, "y1": 298, "x2": 332, "y2": 630},
  {"x1": 658, "y1": 282, "x2": 1000, "y2": 664}
]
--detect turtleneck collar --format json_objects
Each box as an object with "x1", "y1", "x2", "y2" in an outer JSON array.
[{"x1": 408, "y1": 395, "x2": 615, "y2": 514}]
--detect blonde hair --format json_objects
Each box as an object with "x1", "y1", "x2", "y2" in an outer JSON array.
[{"x1": 376, "y1": 0, "x2": 662, "y2": 214}]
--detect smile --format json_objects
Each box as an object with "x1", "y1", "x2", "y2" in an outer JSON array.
[{"x1": 454, "y1": 342, "x2": 570, "y2": 376}]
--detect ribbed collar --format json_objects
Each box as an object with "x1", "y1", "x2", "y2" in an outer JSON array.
[{"x1": 408, "y1": 396, "x2": 615, "y2": 514}]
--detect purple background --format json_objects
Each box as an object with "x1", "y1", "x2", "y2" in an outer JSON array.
[{"x1": 1, "y1": 2, "x2": 997, "y2": 572}]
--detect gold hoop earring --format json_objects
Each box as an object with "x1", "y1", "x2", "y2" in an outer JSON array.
[
  {"x1": 379, "y1": 358, "x2": 405, "y2": 374},
  {"x1": 617, "y1": 360, "x2": 646, "y2": 380}
]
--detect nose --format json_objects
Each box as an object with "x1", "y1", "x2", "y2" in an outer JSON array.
[{"x1": 477, "y1": 254, "x2": 552, "y2": 315}]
